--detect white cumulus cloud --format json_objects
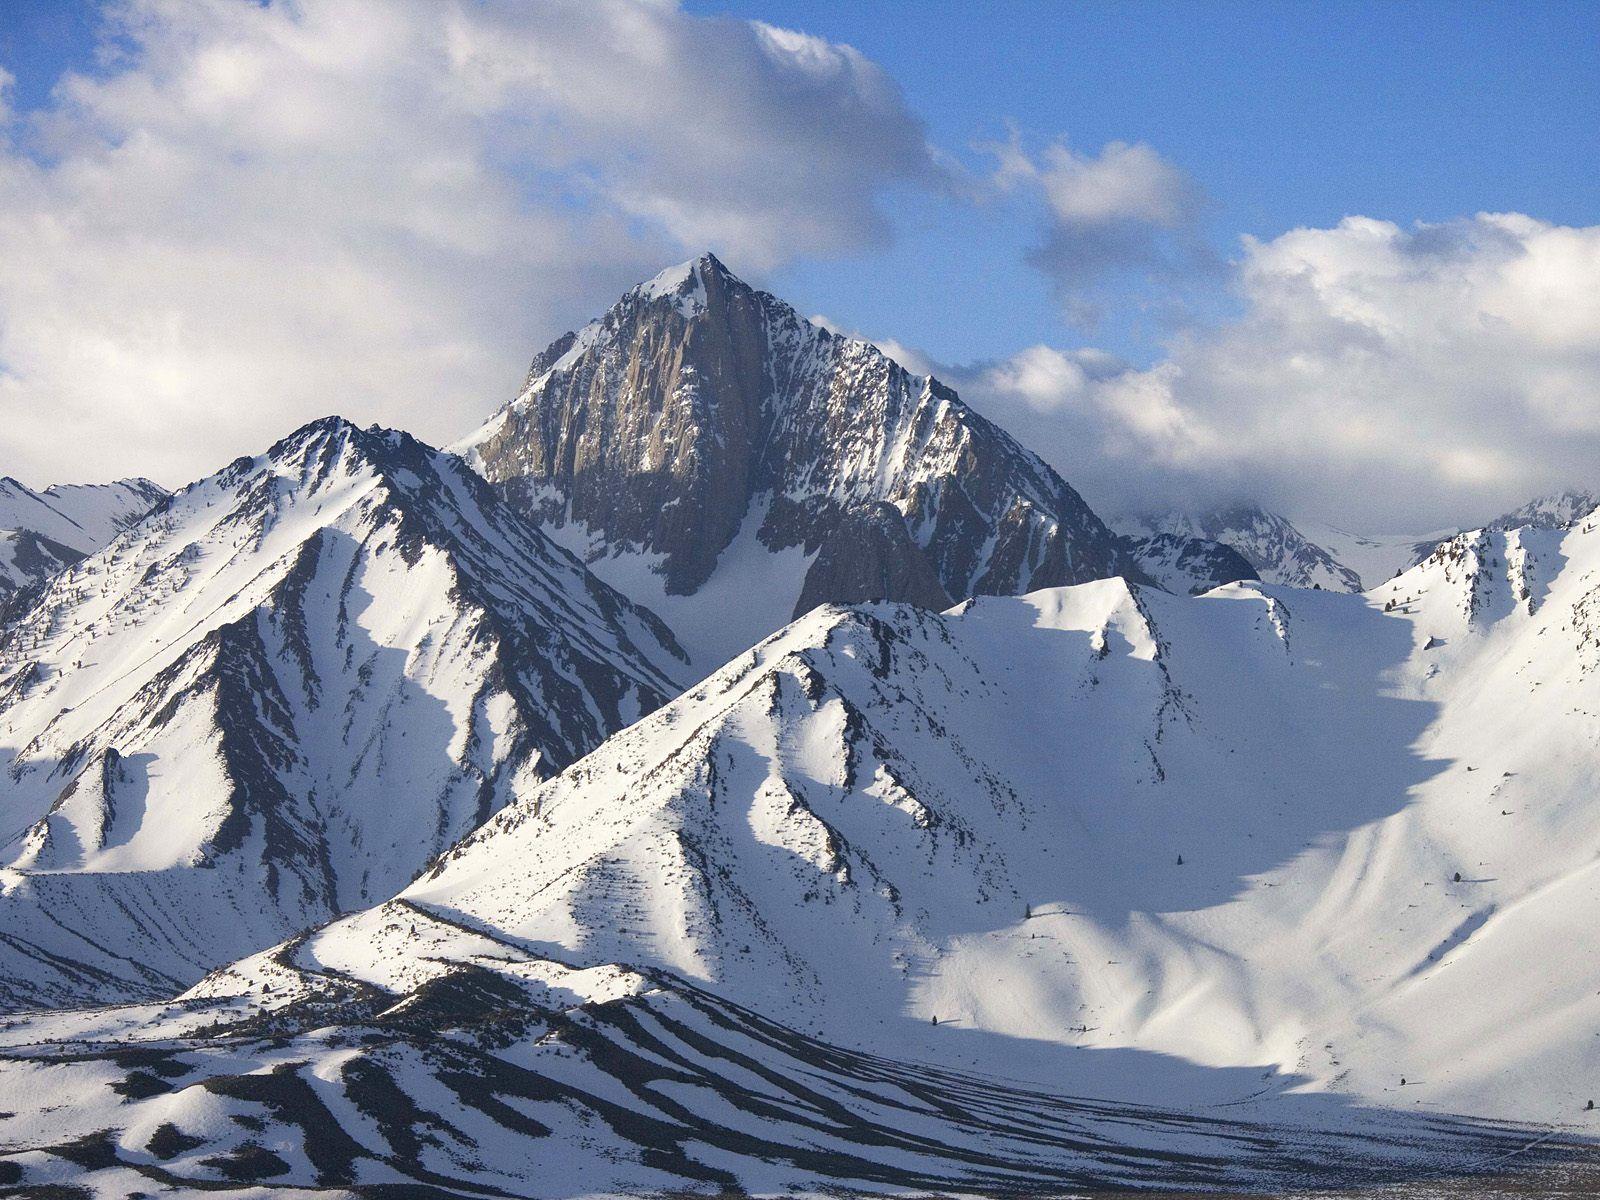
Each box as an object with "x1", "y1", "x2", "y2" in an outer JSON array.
[
  {"x1": 990, "y1": 132, "x2": 1209, "y2": 321},
  {"x1": 0, "y1": 0, "x2": 938, "y2": 486},
  {"x1": 950, "y1": 213, "x2": 1600, "y2": 529}
]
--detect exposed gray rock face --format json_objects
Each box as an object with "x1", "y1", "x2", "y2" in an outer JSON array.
[
  {"x1": 794, "y1": 500, "x2": 953, "y2": 615},
  {"x1": 1122, "y1": 531, "x2": 1259, "y2": 595},
  {"x1": 460, "y1": 255, "x2": 1140, "y2": 660}
]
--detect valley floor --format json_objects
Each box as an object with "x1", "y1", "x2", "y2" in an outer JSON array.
[{"x1": 0, "y1": 963, "x2": 1591, "y2": 1199}]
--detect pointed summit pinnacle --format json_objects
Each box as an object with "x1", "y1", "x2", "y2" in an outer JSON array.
[
  {"x1": 694, "y1": 250, "x2": 732, "y2": 278},
  {"x1": 636, "y1": 251, "x2": 740, "y2": 303}
]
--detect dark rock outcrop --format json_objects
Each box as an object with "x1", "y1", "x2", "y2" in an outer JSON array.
[{"x1": 795, "y1": 501, "x2": 954, "y2": 617}]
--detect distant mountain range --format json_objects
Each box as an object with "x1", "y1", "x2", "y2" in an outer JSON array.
[
  {"x1": 1117, "y1": 492, "x2": 1600, "y2": 594},
  {"x1": 0, "y1": 475, "x2": 167, "y2": 603},
  {"x1": 2, "y1": 257, "x2": 1598, "y2": 1195}
]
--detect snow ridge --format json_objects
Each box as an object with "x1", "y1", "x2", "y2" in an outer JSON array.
[
  {"x1": 0, "y1": 475, "x2": 167, "y2": 601},
  {"x1": 0, "y1": 416, "x2": 688, "y2": 1012}
]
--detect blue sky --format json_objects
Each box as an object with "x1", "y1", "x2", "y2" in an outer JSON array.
[
  {"x1": 1, "y1": 1, "x2": 101, "y2": 109},
  {"x1": 0, "y1": 1, "x2": 1597, "y2": 528},
  {"x1": 688, "y1": 0, "x2": 1600, "y2": 362},
  {"x1": 7, "y1": 0, "x2": 1596, "y2": 366}
]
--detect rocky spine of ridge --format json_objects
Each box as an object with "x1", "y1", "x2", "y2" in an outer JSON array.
[{"x1": 462, "y1": 254, "x2": 1144, "y2": 628}]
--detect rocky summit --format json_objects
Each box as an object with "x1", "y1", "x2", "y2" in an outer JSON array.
[{"x1": 459, "y1": 254, "x2": 1155, "y2": 666}]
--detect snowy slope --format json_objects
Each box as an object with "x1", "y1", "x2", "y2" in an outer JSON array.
[
  {"x1": 1295, "y1": 520, "x2": 1450, "y2": 590},
  {"x1": 213, "y1": 504, "x2": 1600, "y2": 1122},
  {"x1": 1483, "y1": 489, "x2": 1599, "y2": 533},
  {"x1": 458, "y1": 254, "x2": 1144, "y2": 670},
  {"x1": 0, "y1": 938, "x2": 1563, "y2": 1198},
  {"x1": 1304, "y1": 491, "x2": 1598, "y2": 593},
  {"x1": 8, "y1": 525, "x2": 1600, "y2": 1190},
  {"x1": 1298, "y1": 493, "x2": 1597, "y2": 593},
  {"x1": 4, "y1": 504, "x2": 1600, "y2": 1189},
  {"x1": 0, "y1": 475, "x2": 166, "y2": 600},
  {"x1": 0, "y1": 416, "x2": 688, "y2": 1012}
]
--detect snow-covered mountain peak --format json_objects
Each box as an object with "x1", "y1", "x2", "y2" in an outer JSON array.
[
  {"x1": 459, "y1": 257, "x2": 1142, "y2": 669},
  {"x1": 631, "y1": 250, "x2": 730, "y2": 310},
  {"x1": 1119, "y1": 502, "x2": 1366, "y2": 592},
  {"x1": 1485, "y1": 488, "x2": 1599, "y2": 533},
  {"x1": 0, "y1": 416, "x2": 689, "y2": 1013},
  {"x1": 229, "y1": 413, "x2": 424, "y2": 490}
]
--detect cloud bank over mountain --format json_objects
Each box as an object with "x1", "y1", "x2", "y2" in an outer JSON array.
[
  {"x1": 0, "y1": 0, "x2": 938, "y2": 485},
  {"x1": 1, "y1": 2, "x2": 1596, "y2": 534},
  {"x1": 923, "y1": 213, "x2": 1600, "y2": 528}
]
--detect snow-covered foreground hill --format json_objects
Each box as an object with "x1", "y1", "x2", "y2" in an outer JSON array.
[
  {"x1": 6, "y1": 506, "x2": 1600, "y2": 1192},
  {"x1": 0, "y1": 938, "x2": 1573, "y2": 1197},
  {"x1": 0, "y1": 417, "x2": 688, "y2": 1012},
  {"x1": 273, "y1": 538, "x2": 1600, "y2": 1124}
]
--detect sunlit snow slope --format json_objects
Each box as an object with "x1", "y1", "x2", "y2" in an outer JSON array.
[
  {"x1": 0, "y1": 417, "x2": 688, "y2": 1012},
  {"x1": 0, "y1": 936, "x2": 1562, "y2": 1197},
  {"x1": 3, "y1": 507, "x2": 1600, "y2": 1193},
  {"x1": 82, "y1": 501, "x2": 1600, "y2": 1124}
]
